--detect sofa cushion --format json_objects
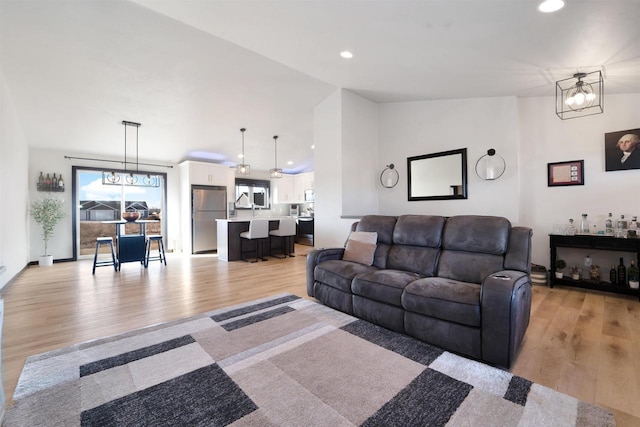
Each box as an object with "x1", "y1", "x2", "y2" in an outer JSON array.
[
  {"x1": 402, "y1": 278, "x2": 481, "y2": 327},
  {"x1": 387, "y1": 246, "x2": 440, "y2": 277},
  {"x1": 343, "y1": 231, "x2": 378, "y2": 266},
  {"x1": 356, "y1": 215, "x2": 397, "y2": 244},
  {"x1": 315, "y1": 260, "x2": 377, "y2": 293},
  {"x1": 442, "y1": 215, "x2": 510, "y2": 254},
  {"x1": 352, "y1": 269, "x2": 423, "y2": 307},
  {"x1": 437, "y1": 251, "x2": 505, "y2": 284},
  {"x1": 393, "y1": 215, "x2": 446, "y2": 247}
]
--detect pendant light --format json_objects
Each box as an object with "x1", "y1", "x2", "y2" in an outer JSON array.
[
  {"x1": 101, "y1": 121, "x2": 161, "y2": 187},
  {"x1": 270, "y1": 135, "x2": 283, "y2": 178},
  {"x1": 236, "y1": 128, "x2": 250, "y2": 175}
]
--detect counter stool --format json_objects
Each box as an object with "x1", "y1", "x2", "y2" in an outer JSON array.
[
  {"x1": 269, "y1": 218, "x2": 297, "y2": 258},
  {"x1": 145, "y1": 235, "x2": 166, "y2": 267},
  {"x1": 240, "y1": 220, "x2": 269, "y2": 262},
  {"x1": 92, "y1": 237, "x2": 118, "y2": 274}
]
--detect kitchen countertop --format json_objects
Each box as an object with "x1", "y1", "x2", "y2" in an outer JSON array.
[
  {"x1": 216, "y1": 216, "x2": 313, "y2": 223},
  {"x1": 216, "y1": 216, "x2": 293, "y2": 223}
]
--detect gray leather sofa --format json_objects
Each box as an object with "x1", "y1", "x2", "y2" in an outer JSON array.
[{"x1": 306, "y1": 214, "x2": 532, "y2": 368}]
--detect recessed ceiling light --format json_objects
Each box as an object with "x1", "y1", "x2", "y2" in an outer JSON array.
[
  {"x1": 538, "y1": 0, "x2": 564, "y2": 13},
  {"x1": 237, "y1": 154, "x2": 244, "y2": 159},
  {"x1": 311, "y1": 144, "x2": 315, "y2": 149},
  {"x1": 287, "y1": 161, "x2": 293, "y2": 165},
  {"x1": 340, "y1": 51, "x2": 353, "y2": 59}
]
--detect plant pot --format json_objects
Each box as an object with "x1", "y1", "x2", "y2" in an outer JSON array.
[
  {"x1": 39, "y1": 255, "x2": 53, "y2": 267},
  {"x1": 555, "y1": 272, "x2": 563, "y2": 279}
]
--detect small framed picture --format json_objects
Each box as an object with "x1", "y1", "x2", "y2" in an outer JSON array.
[{"x1": 547, "y1": 160, "x2": 584, "y2": 187}]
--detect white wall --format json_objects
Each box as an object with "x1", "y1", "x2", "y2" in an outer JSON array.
[
  {"x1": 377, "y1": 97, "x2": 520, "y2": 221},
  {"x1": 341, "y1": 90, "x2": 379, "y2": 216},
  {"x1": 28, "y1": 148, "x2": 180, "y2": 261},
  {"x1": 314, "y1": 91, "x2": 639, "y2": 270},
  {"x1": 314, "y1": 90, "x2": 355, "y2": 247},
  {"x1": 0, "y1": 70, "x2": 29, "y2": 290},
  {"x1": 518, "y1": 93, "x2": 640, "y2": 266}
]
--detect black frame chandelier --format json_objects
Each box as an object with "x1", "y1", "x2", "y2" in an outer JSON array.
[
  {"x1": 556, "y1": 71, "x2": 604, "y2": 120},
  {"x1": 236, "y1": 128, "x2": 250, "y2": 175},
  {"x1": 270, "y1": 135, "x2": 283, "y2": 179},
  {"x1": 101, "y1": 121, "x2": 161, "y2": 188}
]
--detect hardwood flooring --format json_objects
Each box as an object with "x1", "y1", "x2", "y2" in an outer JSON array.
[{"x1": 2, "y1": 247, "x2": 639, "y2": 425}]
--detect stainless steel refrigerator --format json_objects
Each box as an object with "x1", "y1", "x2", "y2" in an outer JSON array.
[{"x1": 192, "y1": 185, "x2": 227, "y2": 253}]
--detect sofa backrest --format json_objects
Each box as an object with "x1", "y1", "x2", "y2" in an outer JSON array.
[
  {"x1": 387, "y1": 215, "x2": 445, "y2": 276},
  {"x1": 437, "y1": 215, "x2": 510, "y2": 284},
  {"x1": 353, "y1": 214, "x2": 531, "y2": 282}
]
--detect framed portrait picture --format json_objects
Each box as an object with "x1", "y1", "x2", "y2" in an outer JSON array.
[
  {"x1": 547, "y1": 160, "x2": 584, "y2": 187},
  {"x1": 605, "y1": 128, "x2": 640, "y2": 172}
]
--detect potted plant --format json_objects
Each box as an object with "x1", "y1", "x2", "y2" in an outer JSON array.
[
  {"x1": 555, "y1": 259, "x2": 566, "y2": 279},
  {"x1": 30, "y1": 196, "x2": 65, "y2": 267},
  {"x1": 570, "y1": 265, "x2": 581, "y2": 280}
]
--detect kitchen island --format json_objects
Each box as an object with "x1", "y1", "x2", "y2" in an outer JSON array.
[{"x1": 216, "y1": 218, "x2": 296, "y2": 262}]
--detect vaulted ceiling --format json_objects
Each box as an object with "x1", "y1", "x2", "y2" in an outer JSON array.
[{"x1": 2, "y1": 0, "x2": 639, "y2": 173}]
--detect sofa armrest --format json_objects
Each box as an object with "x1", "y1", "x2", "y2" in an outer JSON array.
[
  {"x1": 306, "y1": 248, "x2": 345, "y2": 297},
  {"x1": 480, "y1": 270, "x2": 532, "y2": 368}
]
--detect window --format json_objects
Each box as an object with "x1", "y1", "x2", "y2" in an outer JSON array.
[
  {"x1": 73, "y1": 167, "x2": 167, "y2": 258},
  {"x1": 235, "y1": 178, "x2": 270, "y2": 209}
]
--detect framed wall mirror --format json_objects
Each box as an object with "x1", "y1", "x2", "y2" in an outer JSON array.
[{"x1": 407, "y1": 148, "x2": 468, "y2": 201}]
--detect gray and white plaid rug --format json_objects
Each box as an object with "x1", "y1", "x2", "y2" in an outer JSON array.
[{"x1": 6, "y1": 293, "x2": 614, "y2": 426}]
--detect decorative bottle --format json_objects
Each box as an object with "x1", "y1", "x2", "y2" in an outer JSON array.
[
  {"x1": 58, "y1": 174, "x2": 65, "y2": 189},
  {"x1": 610, "y1": 264, "x2": 617, "y2": 285},
  {"x1": 605, "y1": 213, "x2": 613, "y2": 235},
  {"x1": 580, "y1": 214, "x2": 590, "y2": 234},
  {"x1": 630, "y1": 216, "x2": 638, "y2": 231},
  {"x1": 616, "y1": 215, "x2": 627, "y2": 238},
  {"x1": 618, "y1": 214, "x2": 628, "y2": 230},
  {"x1": 618, "y1": 257, "x2": 627, "y2": 287},
  {"x1": 566, "y1": 219, "x2": 576, "y2": 236},
  {"x1": 628, "y1": 260, "x2": 639, "y2": 290},
  {"x1": 52, "y1": 173, "x2": 58, "y2": 188},
  {"x1": 45, "y1": 173, "x2": 51, "y2": 186},
  {"x1": 38, "y1": 172, "x2": 44, "y2": 186}
]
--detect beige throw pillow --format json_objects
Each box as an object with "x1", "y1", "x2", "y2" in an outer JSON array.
[{"x1": 343, "y1": 231, "x2": 378, "y2": 266}]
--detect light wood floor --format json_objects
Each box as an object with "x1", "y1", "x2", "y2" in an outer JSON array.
[{"x1": 2, "y1": 247, "x2": 639, "y2": 425}]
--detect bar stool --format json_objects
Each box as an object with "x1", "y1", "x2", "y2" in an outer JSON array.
[
  {"x1": 145, "y1": 235, "x2": 167, "y2": 267},
  {"x1": 269, "y1": 218, "x2": 297, "y2": 258},
  {"x1": 240, "y1": 220, "x2": 269, "y2": 262},
  {"x1": 92, "y1": 237, "x2": 118, "y2": 274}
]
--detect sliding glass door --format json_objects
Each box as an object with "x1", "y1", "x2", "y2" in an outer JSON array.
[{"x1": 73, "y1": 167, "x2": 166, "y2": 258}]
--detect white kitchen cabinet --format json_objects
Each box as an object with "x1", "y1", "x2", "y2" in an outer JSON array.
[
  {"x1": 293, "y1": 172, "x2": 314, "y2": 203},
  {"x1": 272, "y1": 174, "x2": 295, "y2": 203},
  {"x1": 186, "y1": 161, "x2": 230, "y2": 185},
  {"x1": 272, "y1": 172, "x2": 314, "y2": 204}
]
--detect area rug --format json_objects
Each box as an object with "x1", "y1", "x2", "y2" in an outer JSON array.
[{"x1": 6, "y1": 293, "x2": 614, "y2": 426}]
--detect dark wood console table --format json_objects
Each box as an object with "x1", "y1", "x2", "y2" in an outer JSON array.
[{"x1": 549, "y1": 234, "x2": 640, "y2": 299}]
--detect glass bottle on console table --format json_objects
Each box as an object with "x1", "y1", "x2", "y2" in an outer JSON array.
[
  {"x1": 610, "y1": 265, "x2": 617, "y2": 285},
  {"x1": 580, "y1": 214, "x2": 590, "y2": 234},
  {"x1": 618, "y1": 258, "x2": 627, "y2": 287},
  {"x1": 605, "y1": 213, "x2": 613, "y2": 235},
  {"x1": 628, "y1": 260, "x2": 639, "y2": 290},
  {"x1": 566, "y1": 219, "x2": 577, "y2": 236},
  {"x1": 630, "y1": 216, "x2": 638, "y2": 237},
  {"x1": 617, "y1": 215, "x2": 628, "y2": 238}
]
